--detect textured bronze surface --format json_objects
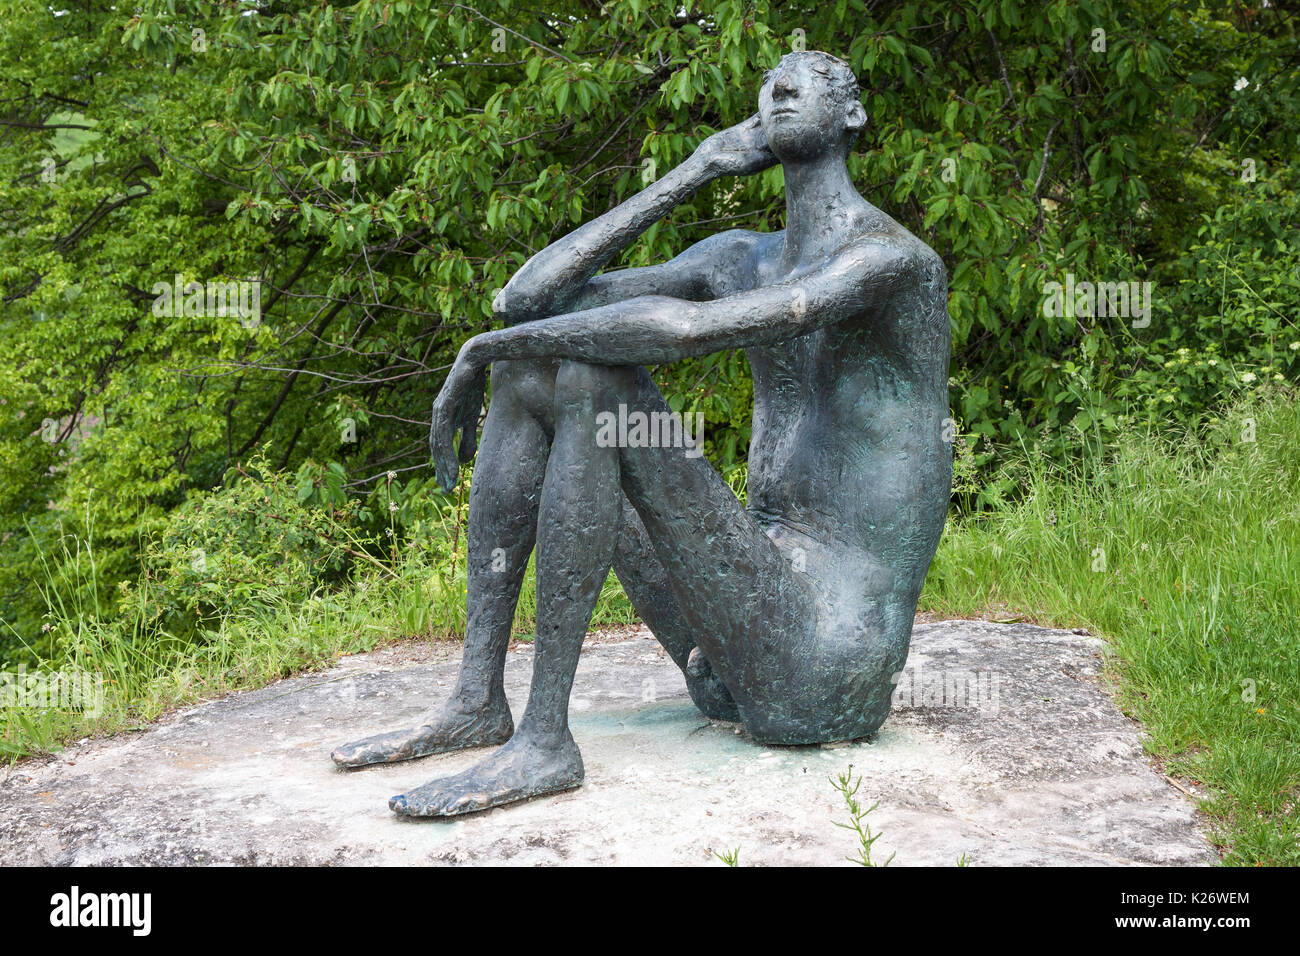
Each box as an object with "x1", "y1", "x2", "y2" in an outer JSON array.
[{"x1": 333, "y1": 51, "x2": 952, "y2": 817}]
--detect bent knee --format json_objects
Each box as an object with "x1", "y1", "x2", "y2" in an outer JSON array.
[
  {"x1": 489, "y1": 357, "x2": 557, "y2": 403},
  {"x1": 555, "y1": 360, "x2": 634, "y2": 392},
  {"x1": 553, "y1": 361, "x2": 635, "y2": 415}
]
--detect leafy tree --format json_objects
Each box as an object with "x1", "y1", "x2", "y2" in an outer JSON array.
[{"x1": 1, "y1": 0, "x2": 1296, "y2": 660}]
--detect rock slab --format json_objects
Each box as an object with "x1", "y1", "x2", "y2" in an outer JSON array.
[{"x1": 0, "y1": 620, "x2": 1214, "y2": 866}]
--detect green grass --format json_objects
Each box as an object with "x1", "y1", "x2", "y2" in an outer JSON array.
[
  {"x1": 1, "y1": 540, "x2": 635, "y2": 762},
  {"x1": 3, "y1": 391, "x2": 1297, "y2": 865},
  {"x1": 921, "y1": 390, "x2": 1300, "y2": 865}
]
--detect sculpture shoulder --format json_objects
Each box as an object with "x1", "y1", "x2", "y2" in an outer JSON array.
[
  {"x1": 902, "y1": 234, "x2": 947, "y2": 287},
  {"x1": 832, "y1": 199, "x2": 946, "y2": 282},
  {"x1": 836, "y1": 225, "x2": 946, "y2": 297},
  {"x1": 677, "y1": 227, "x2": 777, "y2": 265},
  {"x1": 675, "y1": 228, "x2": 781, "y2": 297}
]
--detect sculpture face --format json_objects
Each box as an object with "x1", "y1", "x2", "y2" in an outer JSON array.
[{"x1": 758, "y1": 53, "x2": 863, "y2": 163}]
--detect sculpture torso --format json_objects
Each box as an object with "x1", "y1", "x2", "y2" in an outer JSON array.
[{"x1": 711, "y1": 206, "x2": 950, "y2": 621}]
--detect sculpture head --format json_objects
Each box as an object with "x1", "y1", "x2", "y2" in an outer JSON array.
[{"x1": 757, "y1": 51, "x2": 865, "y2": 163}]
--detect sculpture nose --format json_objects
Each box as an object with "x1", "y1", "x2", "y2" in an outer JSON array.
[{"x1": 773, "y1": 72, "x2": 797, "y2": 98}]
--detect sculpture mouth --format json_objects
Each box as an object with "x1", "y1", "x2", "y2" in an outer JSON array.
[{"x1": 771, "y1": 107, "x2": 799, "y2": 117}]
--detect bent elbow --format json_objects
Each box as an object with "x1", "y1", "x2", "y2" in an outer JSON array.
[{"x1": 491, "y1": 285, "x2": 533, "y2": 322}]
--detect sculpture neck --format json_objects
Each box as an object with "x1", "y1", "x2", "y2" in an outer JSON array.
[{"x1": 780, "y1": 153, "x2": 861, "y2": 268}]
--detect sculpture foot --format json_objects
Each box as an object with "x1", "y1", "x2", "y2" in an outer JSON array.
[
  {"x1": 331, "y1": 701, "x2": 514, "y2": 768},
  {"x1": 685, "y1": 646, "x2": 741, "y2": 721},
  {"x1": 388, "y1": 733, "x2": 584, "y2": 817}
]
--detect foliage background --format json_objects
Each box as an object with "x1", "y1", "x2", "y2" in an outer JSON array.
[{"x1": 2, "y1": 0, "x2": 1297, "y2": 662}]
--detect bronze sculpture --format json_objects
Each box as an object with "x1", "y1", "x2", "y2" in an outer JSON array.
[{"x1": 333, "y1": 51, "x2": 951, "y2": 817}]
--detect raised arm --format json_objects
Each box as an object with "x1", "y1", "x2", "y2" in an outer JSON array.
[
  {"x1": 431, "y1": 117, "x2": 776, "y2": 476},
  {"x1": 492, "y1": 115, "x2": 776, "y2": 323}
]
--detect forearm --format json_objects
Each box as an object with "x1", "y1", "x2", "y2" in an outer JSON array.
[
  {"x1": 492, "y1": 155, "x2": 716, "y2": 323},
  {"x1": 467, "y1": 239, "x2": 908, "y2": 369},
  {"x1": 466, "y1": 288, "x2": 819, "y2": 368},
  {"x1": 468, "y1": 296, "x2": 706, "y2": 366}
]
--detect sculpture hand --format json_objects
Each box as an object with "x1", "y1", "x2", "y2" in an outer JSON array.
[
  {"x1": 429, "y1": 347, "x2": 487, "y2": 493},
  {"x1": 693, "y1": 114, "x2": 777, "y2": 178}
]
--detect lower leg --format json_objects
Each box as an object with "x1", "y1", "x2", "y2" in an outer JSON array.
[
  {"x1": 512, "y1": 367, "x2": 623, "y2": 751},
  {"x1": 612, "y1": 499, "x2": 740, "y2": 720},
  {"x1": 388, "y1": 362, "x2": 624, "y2": 815},
  {"x1": 333, "y1": 390, "x2": 548, "y2": 768}
]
